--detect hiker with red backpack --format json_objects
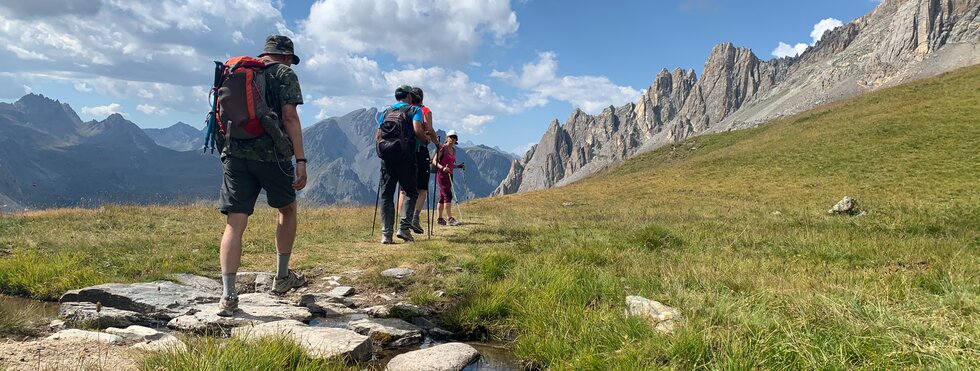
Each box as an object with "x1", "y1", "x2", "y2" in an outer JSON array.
[
  {"x1": 398, "y1": 87, "x2": 440, "y2": 235},
  {"x1": 377, "y1": 85, "x2": 427, "y2": 244},
  {"x1": 204, "y1": 35, "x2": 308, "y2": 317},
  {"x1": 434, "y1": 130, "x2": 465, "y2": 226}
]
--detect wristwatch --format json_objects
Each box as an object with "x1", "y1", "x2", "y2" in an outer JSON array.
[{"x1": 296, "y1": 158, "x2": 308, "y2": 164}]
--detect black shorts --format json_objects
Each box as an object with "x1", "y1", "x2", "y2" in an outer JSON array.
[
  {"x1": 219, "y1": 156, "x2": 296, "y2": 215},
  {"x1": 416, "y1": 147, "x2": 431, "y2": 190}
]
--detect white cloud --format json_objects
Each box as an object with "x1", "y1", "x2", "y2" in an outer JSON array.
[
  {"x1": 772, "y1": 42, "x2": 809, "y2": 58},
  {"x1": 771, "y1": 17, "x2": 844, "y2": 59},
  {"x1": 73, "y1": 82, "x2": 92, "y2": 92},
  {"x1": 137, "y1": 104, "x2": 167, "y2": 116},
  {"x1": 21, "y1": 85, "x2": 32, "y2": 94},
  {"x1": 312, "y1": 95, "x2": 382, "y2": 121},
  {"x1": 384, "y1": 66, "x2": 521, "y2": 134},
  {"x1": 513, "y1": 142, "x2": 535, "y2": 157},
  {"x1": 492, "y1": 52, "x2": 642, "y2": 114},
  {"x1": 810, "y1": 18, "x2": 844, "y2": 44},
  {"x1": 299, "y1": 0, "x2": 518, "y2": 64},
  {"x1": 81, "y1": 103, "x2": 124, "y2": 117}
]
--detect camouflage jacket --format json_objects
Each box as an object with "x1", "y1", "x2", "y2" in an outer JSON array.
[{"x1": 223, "y1": 63, "x2": 303, "y2": 162}]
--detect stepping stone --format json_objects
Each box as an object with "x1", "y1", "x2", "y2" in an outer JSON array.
[
  {"x1": 167, "y1": 293, "x2": 312, "y2": 334},
  {"x1": 60, "y1": 281, "x2": 219, "y2": 320},
  {"x1": 59, "y1": 301, "x2": 149, "y2": 329},
  {"x1": 384, "y1": 342, "x2": 480, "y2": 371},
  {"x1": 173, "y1": 274, "x2": 222, "y2": 294},
  {"x1": 105, "y1": 325, "x2": 187, "y2": 352},
  {"x1": 298, "y1": 293, "x2": 357, "y2": 316},
  {"x1": 347, "y1": 318, "x2": 422, "y2": 348},
  {"x1": 328, "y1": 286, "x2": 356, "y2": 297},
  {"x1": 235, "y1": 272, "x2": 276, "y2": 294},
  {"x1": 234, "y1": 319, "x2": 373, "y2": 363}
]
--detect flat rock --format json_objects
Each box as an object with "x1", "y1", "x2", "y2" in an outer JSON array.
[
  {"x1": 173, "y1": 274, "x2": 222, "y2": 294},
  {"x1": 45, "y1": 329, "x2": 123, "y2": 345},
  {"x1": 347, "y1": 318, "x2": 422, "y2": 348},
  {"x1": 59, "y1": 301, "x2": 149, "y2": 329},
  {"x1": 167, "y1": 293, "x2": 312, "y2": 334},
  {"x1": 298, "y1": 293, "x2": 357, "y2": 316},
  {"x1": 366, "y1": 303, "x2": 429, "y2": 320},
  {"x1": 381, "y1": 268, "x2": 414, "y2": 279},
  {"x1": 328, "y1": 286, "x2": 356, "y2": 297},
  {"x1": 59, "y1": 281, "x2": 218, "y2": 320},
  {"x1": 234, "y1": 319, "x2": 373, "y2": 362},
  {"x1": 384, "y1": 342, "x2": 480, "y2": 371},
  {"x1": 625, "y1": 296, "x2": 681, "y2": 334},
  {"x1": 104, "y1": 325, "x2": 188, "y2": 352}
]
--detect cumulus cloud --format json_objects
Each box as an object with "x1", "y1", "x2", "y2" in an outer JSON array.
[
  {"x1": 137, "y1": 104, "x2": 167, "y2": 116},
  {"x1": 810, "y1": 18, "x2": 844, "y2": 44},
  {"x1": 772, "y1": 42, "x2": 809, "y2": 58},
  {"x1": 771, "y1": 17, "x2": 844, "y2": 58},
  {"x1": 492, "y1": 52, "x2": 642, "y2": 114},
  {"x1": 299, "y1": 0, "x2": 518, "y2": 64},
  {"x1": 81, "y1": 103, "x2": 124, "y2": 117},
  {"x1": 383, "y1": 66, "x2": 521, "y2": 134}
]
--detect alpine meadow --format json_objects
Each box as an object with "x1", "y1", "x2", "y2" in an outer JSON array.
[
  {"x1": 2, "y1": 64, "x2": 978, "y2": 369},
  {"x1": 1, "y1": 0, "x2": 979, "y2": 370}
]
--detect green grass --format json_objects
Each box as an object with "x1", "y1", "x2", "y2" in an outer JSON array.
[
  {"x1": 139, "y1": 336, "x2": 349, "y2": 371},
  {"x1": 2, "y1": 65, "x2": 979, "y2": 369}
]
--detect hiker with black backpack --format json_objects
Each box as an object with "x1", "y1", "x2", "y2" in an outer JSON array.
[
  {"x1": 204, "y1": 35, "x2": 308, "y2": 317},
  {"x1": 377, "y1": 85, "x2": 427, "y2": 244},
  {"x1": 398, "y1": 87, "x2": 440, "y2": 235}
]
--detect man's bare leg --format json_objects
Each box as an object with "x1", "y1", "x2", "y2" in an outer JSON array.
[
  {"x1": 220, "y1": 213, "x2": 249, "y2": 298},
  {"x1": 275, "y1": 201, "x2": 298, "y2": 278}
]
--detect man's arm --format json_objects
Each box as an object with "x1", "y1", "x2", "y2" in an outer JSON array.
[
  {"x1": 281, "y1": 104, "x2": 307, "y2": 190},
  {"x1": 424, "y1": 111, "x2": 439, "y2": 146},
  {"x1": 413, "y1": 119, "x2": 426, "y2": 140}
]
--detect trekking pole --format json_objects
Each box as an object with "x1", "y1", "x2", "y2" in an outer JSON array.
[
  {"x1": 371, "y1": 169, "x2": 382, "y2": 237},
  {"x1": 427, "y1": 173, "x2": 433, "y2": 239},
  {"x1": 449, "y1": 172, "x2": 464, "y2": 224}
]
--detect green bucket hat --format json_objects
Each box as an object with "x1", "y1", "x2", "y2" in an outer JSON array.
[{"x1": 258, "y1": 35, "x2": 300, "y2": 65}]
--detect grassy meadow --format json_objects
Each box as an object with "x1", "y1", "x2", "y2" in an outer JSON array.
[{"x1": 1, "y1": 65, "x2": 978, "y2": 369}]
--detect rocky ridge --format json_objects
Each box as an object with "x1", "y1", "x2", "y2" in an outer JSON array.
[{"x1": 495, "y1": 0, "x2": 980, "y2": 195}]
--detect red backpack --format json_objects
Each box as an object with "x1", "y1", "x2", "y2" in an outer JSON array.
[{"x1": 215, "y1": 56, "x2": 278, "y2": 139}]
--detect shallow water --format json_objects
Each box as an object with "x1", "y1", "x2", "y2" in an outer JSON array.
[{"x1": 0, "y1": 295, "x2": 59, "y2": 323}]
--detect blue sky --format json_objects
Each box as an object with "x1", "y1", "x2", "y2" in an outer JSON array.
[{"x1": 0, "y1": 0, "x2": 881, "y2": 155}]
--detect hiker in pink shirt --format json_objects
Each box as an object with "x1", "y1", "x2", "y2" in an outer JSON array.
[{"x1": 433, "y1": 130, "x2": 465, "y2": 226}]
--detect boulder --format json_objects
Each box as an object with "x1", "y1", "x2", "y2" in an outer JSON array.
[
  {"x1": 59, "y1": 301, "x2": 149, "y2": 329},
  {"x1": 384, "y1": 342, "x2": 480, "y2": 371},
  {"x1": 381, "y1": 268, "x2": 414, "y2": 279},
  {"x1": 59, "y1": 281, "x2": 219, "y2": 320},
  {"x1": 234, "y1": 319, "x2": 373, "y2": 362},
  {"x1": 366, "y1": 303, "x2": 429, "y2": 319},
  {"x1": 235, "y1": 272, "x2": 276, "y2": 294},
  {"x1": 45, "y1": 329, "x2": 123, "y2": 345},
  {"x1": 828, "y1": 196, "x2": 859, "y2": 215},
  {"x1": 625, "y1": 296, "x2": 681, "y2": 334},
  {"x1": 131, "y1": 334, "x2": 187, "y2": 352},
  {"x1": 167, "y1": 293, "x2": 312, "y2": 334},
  {"x1": 347, "y1": 318, "x2": 423, "y2": 348}
]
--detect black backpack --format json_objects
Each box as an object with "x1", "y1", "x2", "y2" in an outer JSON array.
[{"x1": 375, "y1": 105, "x2": 417, "y2": 161}]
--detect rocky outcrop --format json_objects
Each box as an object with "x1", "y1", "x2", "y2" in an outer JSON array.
[
  {"x1": 59, "y1": 281, "x2": 219, "y2": 321},
  {"x1": 167, "y1": 293, "x2": 314, "y2": 334},
  {"x1": 625, "y1": 296, "x2": 681, "y2": 334},
  {"x1": 495, "y1": 0, "x2": 980, "y2": 195},
  {"x1": 348, "y1": 318, "x2": 423, "y2": 348}
]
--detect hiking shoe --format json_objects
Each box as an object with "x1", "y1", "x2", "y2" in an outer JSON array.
[
  {"x1": 396, "y1": 230, "x2": 415, "y2": 242},
  {"x1": 448, "y1": 217, "x2": 459, "y2": 226},
  {"x1": 381, "y1": 235, "x2": 394, "y2": 244},
  {"x1": 216, "y1": 295, "x2": 239, "y2": 317},
  {"x1": 409, "y1": 219, "x2": 424, "y2": 234},
  {"x1": 437, "y1": 218, "x2": 447, "y2": 226},
  {"x1": 272, "y1": 270, "x2": 306, "y2": 295}
]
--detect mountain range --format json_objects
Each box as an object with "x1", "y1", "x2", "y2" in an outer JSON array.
[
  {"x1": 0, "y1": 96, "x2": 514, "y2": 211},
  {"x1": 494, "y1": 0, "x2": 980, "y2": 195}
]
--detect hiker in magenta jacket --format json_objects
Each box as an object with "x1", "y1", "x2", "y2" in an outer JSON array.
[{"x1": 433, "y1": 130, "x2": 464, "y2": 226}]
